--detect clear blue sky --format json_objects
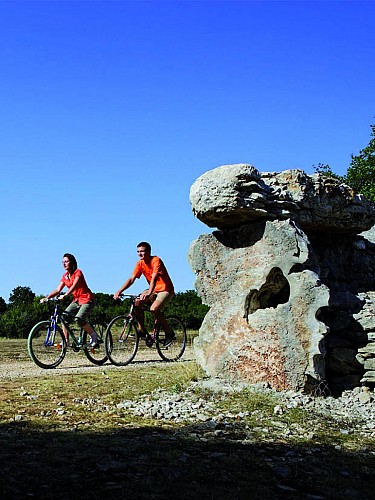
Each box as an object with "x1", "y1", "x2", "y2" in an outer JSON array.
[{"x1": 1, "y1": 0, "x2": 374, "y2": 301}]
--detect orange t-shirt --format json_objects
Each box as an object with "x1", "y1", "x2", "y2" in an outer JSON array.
[
  {"x1": 133, "y1": 256, "x2": 174, "y2": 293},
  {"x1": 61, "y1": 269, "x2": 94, "y2": 305}
]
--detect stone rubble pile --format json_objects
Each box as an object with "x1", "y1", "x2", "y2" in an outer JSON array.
[
  {"x1": 275, "y1": 386, "x2": 375, "y2": 431},
  {"x1": 357, "y1": 325, "x2": 375, "y2": 384},
  {"x1": 116, "y1": 388, "x2": 218, "y2": 423},
  {"x1": 115, "y1": 382, "x2": 375, "y2": 437}
]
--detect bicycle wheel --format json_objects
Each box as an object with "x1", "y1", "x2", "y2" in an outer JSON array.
[
  {"x1": 105, "y1": 315, "x2": 139, "y2": 366},
  {"x1": 83, "y1": 320, "x2": 108, "y2": 366},
  {"x1": 28, "y1": 321, "x2": 67, "y2": 369},
  {"x1": 156, "y1": 316, "x2": 186, "y2": 362}
]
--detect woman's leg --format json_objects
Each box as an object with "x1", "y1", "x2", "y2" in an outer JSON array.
[
  {"x1": 75, "y1": 302, "x2": 97, "y2": 344},
  {"x1": 63, "y1": 302, "x2": 80, "y2": 343}
]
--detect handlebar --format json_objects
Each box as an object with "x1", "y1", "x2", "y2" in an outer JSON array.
[
  {"x1": 40, "y1": 294, "x2": 66, "y2": 303},
  {"x1": 117, "y1": 294, "x2": 140, "y2": 303},
  {"x1": 117, "y1": 294, "x2": 151, "y2": 310}
]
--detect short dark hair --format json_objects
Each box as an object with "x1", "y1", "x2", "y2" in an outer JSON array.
[
  {"x1": 137, "y1": 241, "x2": 151, "y2": 253},
  {"x1": 63, "y1": 253, "x2": 77, "y2": 272}
]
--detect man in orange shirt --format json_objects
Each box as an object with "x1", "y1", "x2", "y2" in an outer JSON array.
[{"x1": 113, "y1": 242, "x2": 175, "y2": 345}]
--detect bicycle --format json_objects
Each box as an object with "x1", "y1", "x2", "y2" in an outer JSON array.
[
  {"x1": 104, "y1": 294, "x2": 187, "y2": 366},
  {"x1": 28, "y1": 298, "x2": 108, "y2": 369}
]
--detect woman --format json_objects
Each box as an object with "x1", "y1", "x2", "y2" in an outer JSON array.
[{"x1": 40, "y1": 253, "x2": 98, "y2": 347}]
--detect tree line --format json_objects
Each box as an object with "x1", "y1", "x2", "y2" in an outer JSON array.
[{"x1": 0, "y1": 286, "x2": 209, "y2": 339}]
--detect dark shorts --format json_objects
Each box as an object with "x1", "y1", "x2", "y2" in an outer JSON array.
[{"x1": 64, "y1": 301, "x2": 94, "y2": 325}]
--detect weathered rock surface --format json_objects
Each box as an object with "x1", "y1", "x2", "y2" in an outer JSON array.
[
  {"x1": 190, "y1": 164, "x2": 375, "y2": 233},
  {"x1": 189, "y1": 219, "x2": 329, "y2": 391},
  {"x1": 189, "y1": 164, "x2": 375, "y2": 393}
]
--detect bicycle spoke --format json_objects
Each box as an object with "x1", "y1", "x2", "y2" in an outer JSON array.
[
  {"x1": 156, "y1": 316, "x2": 186, "y2": 362},
  {"x1": 105, "y1": 315, "x2": 139, "y2": 366},
  {"x1": 28, "y1": 321, "x2": 66, "y2": 369},
  {"x1": 83, "y1": 321, "x2": 108, "y2": 366}
]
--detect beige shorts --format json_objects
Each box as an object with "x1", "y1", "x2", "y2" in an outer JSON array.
[{"x1": 144, "y1": 290, "x2": 174, "y2": 309}]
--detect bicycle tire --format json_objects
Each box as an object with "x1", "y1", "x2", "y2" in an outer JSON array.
[
  {"x1": 105, "y1": 315, "x2": 139, "y2": 366},
  {"x1": 28, "y1": 321, "x2": 67, "y2": 369},
  {"x1": 156, "y1": 316, "x2": 186, "y2": 362},
  {"x1": 83, "y1": 320, "x2": 108, "y2": 366}
]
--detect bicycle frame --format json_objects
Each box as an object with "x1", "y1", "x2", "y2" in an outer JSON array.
[
  {"x1": 28, "y1": 298, "x2": 109, "y2": 369},
  {"x1": 104, "y1": 294, "x2": 187, "y2": 366},
  {"x1": 125, "y1": 295, "x2": 158, "y2": 346},
  {"x1": 42, "y1": 301, "x2": 59, "y2": 347},
  {"x1": 45, "y1": 301, "x2": 86, "y2": 349}
]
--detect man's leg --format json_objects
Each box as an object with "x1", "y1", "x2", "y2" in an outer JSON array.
[
  {"x1": 134, "y1": 296, "x2": 149, "y2": 334},
  {"x1": 150, "y1": 292, "x2": 174, "y2": 345},
  {"x1": 151, "y1": 301, "x2": 172, "y2": 333}
]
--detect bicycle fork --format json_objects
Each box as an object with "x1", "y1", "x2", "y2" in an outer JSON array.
[{"x1": 45, "y1": 321, "x2": 57, "y2": 347}]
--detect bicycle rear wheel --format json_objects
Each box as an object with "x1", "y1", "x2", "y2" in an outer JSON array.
[
  {"x1": 83, "y1": 320, "x2": 108, "y2": 365},
  {"x1": 105, "y1": 315, "x2": 139, "y2": 366},
  {"x1": 28, "y1": 321, "x2": 66, "y2": 369},
  {"x1": 156, "y1": 316, "x2": 186, "y2": 362}
]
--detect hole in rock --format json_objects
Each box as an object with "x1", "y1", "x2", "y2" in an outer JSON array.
[{"x1": 246, "y1": 267, "x2": 290, "y2": 315}]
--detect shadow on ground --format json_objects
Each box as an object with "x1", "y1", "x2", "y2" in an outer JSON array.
[{"x1": 1, "y1": 421, "x2": 374, "y2": 499}]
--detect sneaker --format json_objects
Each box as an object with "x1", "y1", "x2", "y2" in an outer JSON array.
[
  {"x1": 89, "y1": 334, "x2": 99, "y2": 348},
  {"x1": 56, "y1": 341, "x2": 69, "y2": 350},
  {"x1": 163, "y1": 332, "x2": 175, "y2": 347}
]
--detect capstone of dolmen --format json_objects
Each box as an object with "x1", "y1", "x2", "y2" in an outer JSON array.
[
  {"x1": 188, "y1": 164, "x2": 375, "y2": 394},
  {"x1": 190, "y1": 164, "x2": 375, "y2": 233}
]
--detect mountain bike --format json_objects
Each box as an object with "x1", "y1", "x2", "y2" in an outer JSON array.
[
  {"x1": 104, "y1": 294, "x2": 187, "y2": 366},
  {"x1": 28, "y1": 298, "x2": 108, "y2": 369}
]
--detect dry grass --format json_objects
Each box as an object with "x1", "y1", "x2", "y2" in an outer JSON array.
[{"x1": 1, "y1": 339, "x2": 374, "y2": 499}]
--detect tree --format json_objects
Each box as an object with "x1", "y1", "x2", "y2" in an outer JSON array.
[
  {"x1": 313, "y1": 163, "x2": 344, "y2": 182},
  {"x1": 0, "y1": 296, "x2": 47, "y2": 339},
  {"x1": 345, "y1": 122, "x2": 375, "y2": 202},
  {"x1": 314, "y1": 122, "x2": 375, "y2": 203},
  {"x1": 164, "y1": 290, "x2": 209, "y2": 330},
  {"x1": 8, "y1": 286, "x2": 35, "y2": 307},
  {"x1": 0, "y1": 297, "x2": 7, "y2": 314},
  {"x1": 0, "y1": 287, "x2": 208, "y2": 339}
]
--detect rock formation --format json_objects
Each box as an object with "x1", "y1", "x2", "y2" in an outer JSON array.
[{"x1": 188, "y1": 164, "x2": 375, "y2": 394}]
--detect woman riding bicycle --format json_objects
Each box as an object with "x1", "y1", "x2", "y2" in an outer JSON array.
[{"x1": 40, "y1": 253, "x2": 98, "y2": 347}]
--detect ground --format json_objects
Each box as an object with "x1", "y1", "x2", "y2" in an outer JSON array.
[{"x1": 0, "y1": 339, "x2": 374, "y2": 499}]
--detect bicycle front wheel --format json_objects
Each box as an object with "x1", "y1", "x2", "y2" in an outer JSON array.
[
  {"x1": 83, "y1": 320, "x2": 108, "y2": 366},
  {"x1": 28, "y1": 321, "x2": 66, "y2": 369},
  {"x1": 156, "y1": 316, "x2": 187, "y2": 362},
  {"x1": 105, "y1": 315, "x2": 139, "y2": 366}
]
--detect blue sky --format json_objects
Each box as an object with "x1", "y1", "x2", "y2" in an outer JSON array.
[{"x1": 1, "y1": 0, "x2": 374, "y2": 301}]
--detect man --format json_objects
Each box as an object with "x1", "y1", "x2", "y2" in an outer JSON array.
[{"x1": 113, "y1": 242, "x2": 175, "y2": 346}]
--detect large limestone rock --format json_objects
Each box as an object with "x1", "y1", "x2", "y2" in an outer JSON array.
[
  {"x1": 189, "y1": 220, "x2": 329, "y2": 391},
  {"x1": 190, "y1": 164, "x2": 375, "y2": 233},
  {"x1": 189, "y1": 164, "x2": 375, "y2": 393}
]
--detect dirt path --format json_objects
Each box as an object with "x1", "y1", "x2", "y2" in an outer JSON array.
[{"x1": 0, "y1": 342, "x2": 195, "y2": 380}]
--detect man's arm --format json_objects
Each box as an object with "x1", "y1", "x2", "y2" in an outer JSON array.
[
  {"x1": 113, "y1": 275, "x2": 136, "y2": 300},
  {"x1": 139, "y1": 270, "x2": 158, "y2": 300}
]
